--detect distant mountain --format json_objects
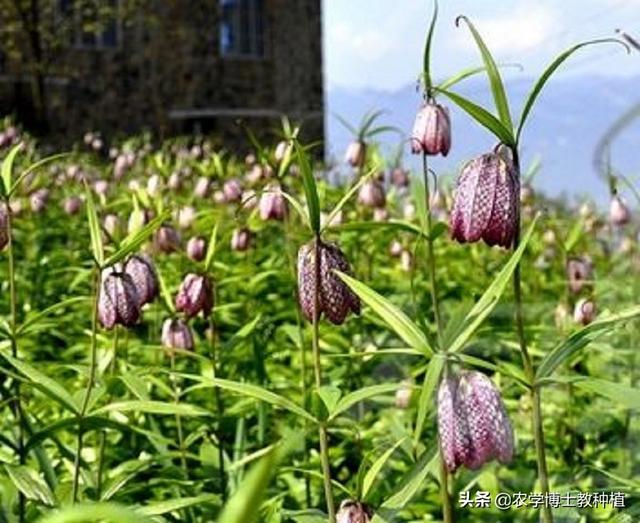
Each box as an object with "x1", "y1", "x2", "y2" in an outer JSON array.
[{"x1": 326, "y1": 75, "x2": 640, "y2": 204}]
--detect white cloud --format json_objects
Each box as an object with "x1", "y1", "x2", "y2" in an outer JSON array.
[{"x1": 454, "y1": 4, "x2": 560, "y2": 55}]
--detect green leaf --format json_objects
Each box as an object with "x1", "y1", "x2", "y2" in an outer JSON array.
[
  {"x1": 456, "y1": 15, "x2": 513, "y2": 132},
  {"x1": 329, "y1": 383, "x2": 400, "y2": 421},
  {"x1": 517, "y1": 39, "x2": 626, "y2": 142},
  {"x1": 137, "y1": 494, "x2": 220, "y2": 516},
  {"x1": 412, "y1": 354, "x2": 444, "y2": 447},
  {"x1": 335, "y1": 219, "x2": 428, "y2": 239},
  {"x1": 336, "y1": 272, "x2": 433, "y2": 356},
  {"x1": 317, "y1": 385, "x2": 342, "y2": 416},
  {"x1": 84, "y1": 180, "x2": 104, "y2": 266},
  {"x1": 322, "y1": 168, "x2": 376, "y2": 234},
  {"x1": 2, "y1": 354, "x2": 79, "y2": 414},
  {"x1": 37, "y1": 503, "x2": 152, "y2": 523},
  {"x1": 437, "y1": 63, "x2": 522, "y2": 91},
  {"x1": 217, "y1": 447, "x2": 280, "y2": 523},
  {"x1": 17, "y1": 297, "x2": 88, "y2": 336},
  {"x1": 181, "y1": 376, "x2": 318, "y2": 424},
  {"x1": 445, "y1": 216, "x2": 538, "y2": 354},
  {"x1": 104, "y1": 210, "x2": 170, "y2": 266},
  {"x1": 294, "y1": 140, "x2": 320, "y2": 233},
  {"x1": 361, "y1": 438, "x2": 406, "y2": 500},
  {"x1": 204, "y1": 222, "x2": 219, "y2": 273},
  {"x1": 574, "y1": 378, "x2": 640, "y2": 410},
  {"x1": 93, "y1": 400, "x2": 211, "y2": 418},
  {"x1": 437, "y1": 88, "x2": 515, "y2": 146},
  {"x1": 372, "y1": 448, "x2": 439, "y2": 521},
  {"x1": 422, "y1": 0, "x2": 438, "y2": 93},
  {"x1": 536, "y1": 305, "x2": 640, "y2": 380},
  {"x1": 1, "y1": 143, "x2": 21, "y2": 196},
  {"x1": 10, "y1": 153, "x2": 69, "y2": 197},
  {"x1": 5, "y1": 465, "x2": 56, "y2": 506}
]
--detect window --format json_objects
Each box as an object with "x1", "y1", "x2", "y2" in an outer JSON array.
[
  {"x1": 60, "y1": 0, "x2": 120, "y2": 49},
  {"x1": 220, "y1": 0, "x2": 266, "y2": 58}
]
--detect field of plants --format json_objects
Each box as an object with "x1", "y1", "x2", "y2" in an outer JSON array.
[{"x1": 0, "y1": 9, "x2": 638, "y2": 523}]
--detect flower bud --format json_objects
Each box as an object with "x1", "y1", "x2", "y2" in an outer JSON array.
[
  {"x1": 336, "y1": 500, "x2": 372, "y2": 523},
  {"x1": 147, "y1": 174, "x2": 162, "y2": 197},
  {"x1": 391, "y1": 167, "x2": 410, "y2": 188},
  {"x1": 358, "y1": 180, "x2": 386, "y2": 209},
  {"x1": 223, "y1": 179, "x2": 243, "y2": 203},
  {"x1": 124, "y1": 254, "x2": 158, "y2": 306},
  {"x1": 373, "y1": 208, "x2": 388, "y2": 222},
  {"x1": 103, "y1": 214, "x2": 120, "y2": 237},
  {"x1": 389, "y1": 240, "x2": 403, "y2": 257},
  {"x1": 297, "y1": 240, "x2": 361, "y2": 325},
  {"x1": 175, "y1": 273, "x2": 214, "y2": 318},
  {"x1": 175, "y1": 206, "x2": 196, "y2": 229},
  {"x1": 231, "y1": 227, "x2": 252, "y2": 252},
  {"x1": 241, "y1": 189, "x2": 258, "y2": 210},
  {"x1": 161, "y1": 318, "x2": 194, "y2": 351},
  {"x1": 395, "y1": 380, "x2": 412, "y2": 409},
  {"x1": 449, "y1": 151, "x2": 518, "y2": 248},
  {"x1": 274, "y1": 140, "x2": 291, "y2": 162},
  {"x1": 345, "y1": 140, "x2": 366, "y2": 168},
  {"x1": 98, "y1": 266, "x2": 141, "y2": 329},
  {"x1": 566, "y1": 256, "x2": 593, "y2": 295},
  {"x1": 400, "y1": 249, "x2": 413, "y2": 272},
  {"x1": 259, "y1": 184, "x2": 288, "y2": 221},
  {"x1": 186, "y1": 236, "x2": 207, "y2": 262},
  {"x1": 437, "y1": 370, "x2": 514, "y2": 473},
  {"x1": 154, "y1": 224, "x2": 180, "y2": 254},
  {"x1": 30, "y1": 189, "x2": 49, "y2": 213},
  {"x1": 167, "y1": 172, "x2": 181, "y2": 191},
  {"x1": 194, "y1": 177, "x2": 210, "y2": 198},
  {"x1": 411, "y1": 102, "x2": 451, "y2": 156},
  {"x1": 63, "y1": 196, "x2": 83, "y2": 216},
  {"x1": 574, "y1": 298, "x2": 596, "y2": 326},
  {"x1": 610, "y1": 195, "x2": 631, "y2": 226},
  {"x1": 94, "y1": 179, "x2": 109, "y2": 196}
]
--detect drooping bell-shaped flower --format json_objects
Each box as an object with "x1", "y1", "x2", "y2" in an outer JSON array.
[
  {"x1": 231, "y1": 227, "x2": 252, "y2": 252},
  {"x1": 98, "y1": 266, "x2": 141, "y2": 329},
  {"x1": 391, "y1": 167, "x2": 410, "y2": 188},
  {"x1": 124, "y1": 254, "x2": 158, "y2": 306},
  {"x1": 194, "y1": 176, "x2": 210, "y2": 198},
  {"x1": 297, "y1": 240, "x2": 361, "y2": 325},
  {"x1": 336, "y1": 500, "x2": 373, "y2": 523},
  {"x1": 574, "y1": 298, "x2": 596, "y2": 326},
  {"x1": 63, "y1": 196, "x2": 83, "y2": 216},
  {"x1": 153, "y1": 224, "x2": 180, "y2": 254},
  {"x1": 30, "y1": 189, "x2": 49, "y2": 213},
  {"x1": 259, "y1": 184, "x2": 288, "y2": 221},
  {"x1": 358, "y1": 179, "x2": 386, "y2": 209},
  {"x1": 345, "y1": 140, "x2": 366, "y2": 168},
  {"x1": 274, "y1": 140, "x2": 291, "y2": 162},
  {"x1": 186, "y1": 236, "x2": 206, "y2": 262},
  {"x1": 437, "y1": 370, "x2": 514, "y2": 473},
  {"x1": 223, "y1": 179, "x2": 243, "y2": 203},
  {"x1": 411, "y1": 102, "x2": 451, "y2": 156},
  {"x1": 449, "y1": 151, "x2": 518, "y2": 248},
  {"x1": 161, "y1": 318, "x2": 195, "y2": 351},
  {"x1": 610, "y1": 195, "x2": 631, "y2": 226},
  {"x1": 566, "y1": 256, "x2": 593, "y2": 295},
  {"x1": 175, "y1": 273, "x2": 214, "y2": 318}
]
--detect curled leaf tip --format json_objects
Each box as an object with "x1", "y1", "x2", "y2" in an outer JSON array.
[{"x1": 455, "y1": 15, "x2": 468, "y2": 28}]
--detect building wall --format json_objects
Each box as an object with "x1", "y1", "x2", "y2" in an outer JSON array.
[{"x1": 0, "y1": 0, "x2": 324, "y2": 152}]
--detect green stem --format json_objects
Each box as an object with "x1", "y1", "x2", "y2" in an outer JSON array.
[
  {"x1": 170, "y1": 351, "x2": 188, "y2": 473},
  {"x1": 209, "y1": 314, "x2": 227, "y2": 502},
  {"x1": 422, "y1": 154, "x2": 452, "y2": 523},
  {"x1": 312, "y1": 235, "x2": 335, "y2": 523},
  {"x1": 511, "y1": 149, "x2": 552, "y2": 523},
  {"x1": 6, "y1": 201, "x2": 25, "y2": 522},
  {"x1": 97, "y1": 327, "x2": 119, "y2": 499},
  {"x1": 72, "y1": 266, "x2": 100, "y2": 503}
]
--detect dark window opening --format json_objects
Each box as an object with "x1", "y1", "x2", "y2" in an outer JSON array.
[
  {"x1": 59, "y1": 0, "x2": 120, "y2": 49},
  {"x1": 220, "y1": 0, "x2": 266, "y2": 58}
]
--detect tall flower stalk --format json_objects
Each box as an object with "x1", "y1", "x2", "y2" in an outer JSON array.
[
  {"x1": 5, "y1": 202, "x2": 26, "y2": 521},
  {"x1": 439, "y1": 14, "x2": 625, "y2": 522}
]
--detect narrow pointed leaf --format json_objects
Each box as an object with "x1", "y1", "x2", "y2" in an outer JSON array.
[{"x1": 412, "y1": 354, "x2": 444, "y2": 447}]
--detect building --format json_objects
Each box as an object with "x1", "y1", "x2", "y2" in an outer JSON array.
[{"x1": 0, "y1": 0, "x2": 324, "y2": 150}]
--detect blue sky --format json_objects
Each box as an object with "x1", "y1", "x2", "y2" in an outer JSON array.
[{"x1": 323, "y1": 0, "x2": 639, "y2": 91}]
